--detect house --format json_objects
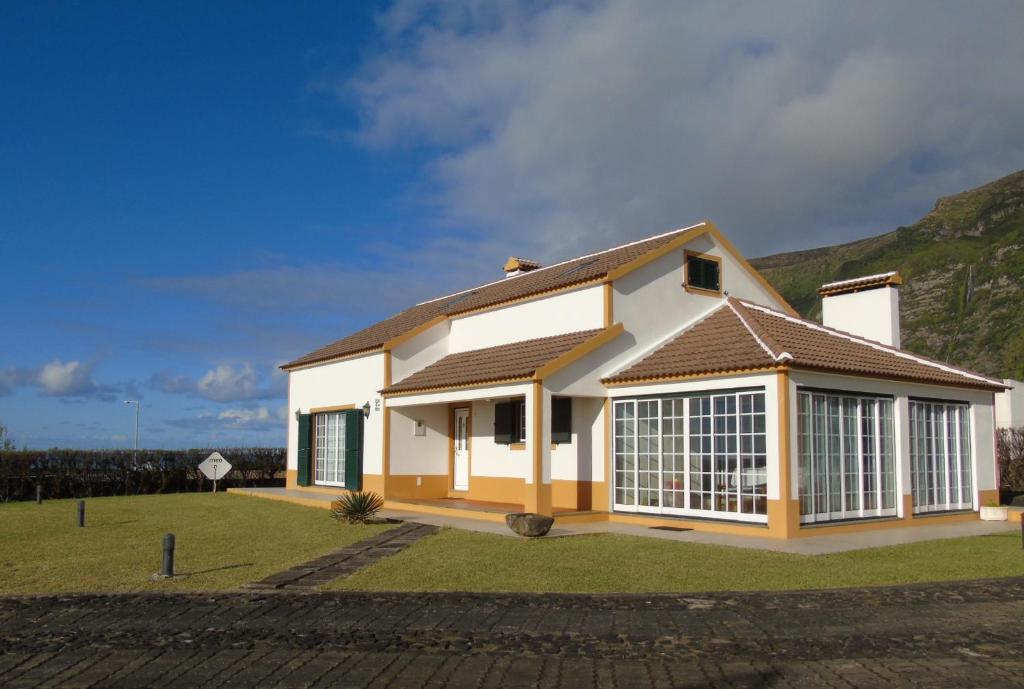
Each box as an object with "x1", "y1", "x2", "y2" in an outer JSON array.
[{"x1": 280, "y1": 221, "x2": 1005, "y2": 538}]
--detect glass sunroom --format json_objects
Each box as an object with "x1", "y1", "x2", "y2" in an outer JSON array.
[{"x1": 612, "y1": 388, "x2": 768, "y2": 523}]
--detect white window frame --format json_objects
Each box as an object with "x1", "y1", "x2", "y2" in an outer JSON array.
[
  {"x1": 612, "y1": 389, "x2": 768, "y2": 524},
  {"x1": 314, "y1": 411, "x2": 347, "y2": 488},
  {"x1": 797, "y1": 390, "x2": 897, "y2": 524},
  {"x1": 909, "y1": 399, "x2": 972, "y2": 514}
]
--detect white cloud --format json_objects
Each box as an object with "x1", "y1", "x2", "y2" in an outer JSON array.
[
  {"x1": 166, "y1": 405, "x2": 288, "y2": 431},
  {"x1": 150, "y1": 363, "x2": 286, "y2": 403},
  {"x1": 338, "y1": 0, "x2": 1024, "y2": 257},
  {"x1": 36, "y1": 360, "x2": 116, "y2": 400},
  {"x1": 198, "y1": 364, "x2": 259, "y2": 402}
]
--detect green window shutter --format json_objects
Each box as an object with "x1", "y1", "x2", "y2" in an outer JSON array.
[
  {"x1": 494, "y1": 402, "x2": 513, "y2": 444},
  {"x1": 551, "y1": 397, "x2": 572, "y2": 444},
  {"x1": 343, "y1": 409, "x2": 363, "y2": 491},
  {"x1": 297, "y1": 413, "x2": 312, "y2": 487}
]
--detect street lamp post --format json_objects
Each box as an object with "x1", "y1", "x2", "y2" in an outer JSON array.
[{"x1": 123, "y1": 400, "x2": 140, "y2": 466}]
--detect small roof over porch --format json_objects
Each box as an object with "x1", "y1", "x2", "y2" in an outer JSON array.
[{"x1": 382, "y1": 325, "x2": 623, "y2": 397}]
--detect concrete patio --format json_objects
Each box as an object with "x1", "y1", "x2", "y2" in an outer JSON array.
[{"x1": 228, "y1": 486, "x2": 1019, "y2": 555}]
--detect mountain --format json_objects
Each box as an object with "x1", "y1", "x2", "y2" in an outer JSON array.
[{"x1": 750, "y1": 170, "x2": 1024, "y2": 380}]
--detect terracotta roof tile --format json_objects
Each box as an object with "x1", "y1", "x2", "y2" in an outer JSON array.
[
  {"x1": 383, "y1": 329, "x2": 605, "y2": 394},
  {"x1": 605, "y1": 298, "x2": 1004, "y2": 391},
  {"x1": 604, "y1": 307, "x2": 774, "y2": 382},
  {"x1": 283, "y1": 223, "x2": 706, "y2": 369}
]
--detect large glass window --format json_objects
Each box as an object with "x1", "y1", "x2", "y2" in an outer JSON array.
[
  {"x1": 314, "y1": 411, "x2": 347, "y2": 487},
  {"x1": 613, "y1": 390, "x2": 767, "y2": 522},
  {"x1": 909, "y1": 400, "x2": 972, "y2": 513},
  {"x1": 797, "y1": 391, "x2": 895, "y2": 523}
]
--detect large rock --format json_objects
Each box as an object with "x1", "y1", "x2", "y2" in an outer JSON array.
[{"x1": 505, "y1": 512, "x2": 554, "y2": 537}]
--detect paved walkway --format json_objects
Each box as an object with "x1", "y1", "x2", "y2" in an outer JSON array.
[
  {"x1": 3, "y1": 577, "x2": 1024, "y2": 687},
  {"x1": 244, "y1": 522, "x2": 439, "y2": 591}
]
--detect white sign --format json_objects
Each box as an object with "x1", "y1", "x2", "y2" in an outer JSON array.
[{"x1": 199, "y1": 452, "x2": 232, "y2": 481}]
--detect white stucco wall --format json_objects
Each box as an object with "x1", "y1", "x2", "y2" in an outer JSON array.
[
  {"x1": 390, "y1": 319, "x2": 450, "y2": 384},
  {"x1": 469, "y1": 399, "x2": 530, "y2": 480},
  {"x1": 821, "y1": 287, "x2": 901, "y2": 347},
  {"x1": 448, "y1": 284, "x2": 604, "y2": 353},
  {"x1": 389, "y1": 404, "x2": 449, "y2": 476},
  {"x1": 788, "y1": 370, "x2": 998, "y2": 505},
  {"x1": 287, "y1": 352, "x2": 386, "y2": 476},
  {"x1": 550, "y1": 235, "x2": 793, "y2": 397},
  {"x1": 550, "y1": 396, "x2": 605, "y2": 483},
  {"x1": 996, "y1": 379, "x2": 1024, "y2": 429}
]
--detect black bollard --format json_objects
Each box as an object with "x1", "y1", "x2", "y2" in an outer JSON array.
[
  {"x1": 162, "y1": 533, "x2": 175, "y2": 577},
  {"x1": 36, "y1": 484, "x2": 42, "y2": 505},
  {"x1": 77, "y1": 500, "x2": 85, "y2": 527}
]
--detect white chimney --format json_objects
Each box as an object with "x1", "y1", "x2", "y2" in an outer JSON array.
[
  {"x1": 503, "y1": 256, "x2": 542, "y2": 278},
  {"x1": 819, "y1": 272, "x2": 902, "y2": 347}
]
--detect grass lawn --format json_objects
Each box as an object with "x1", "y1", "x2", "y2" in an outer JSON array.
[
  {"x1": 330, "y1": 528, "x2": 1024, "y2": 593},
  {"x1": 0, "y1": 493, "x2": 393, "y2": 594}
]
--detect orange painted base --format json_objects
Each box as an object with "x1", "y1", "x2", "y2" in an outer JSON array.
[
  {"x1": 978, "y1": 489, "x2": 999, "y2": 507},
  {"x1": 275, "y1": 475, "x2": 984, "y2": 539},
  {"x1": 461, "y1": 476, "x2": 525, "y2": 503},
  {"x1": 551, "y1": 480, "x2": 608, "y2": 512},
  {"x1": 387, "y1": 474, "x2": 448, "y2": 500},
  {"x1": 283, "y1": 470, "x2": 385, "y2": 496},
  {"x1": 524, "y1": 483, "x2": 553, "y2": 516}
]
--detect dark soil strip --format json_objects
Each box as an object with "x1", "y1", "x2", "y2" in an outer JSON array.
[{"x1": 243, "y1": 522, "x2": 439, "y2": 591}]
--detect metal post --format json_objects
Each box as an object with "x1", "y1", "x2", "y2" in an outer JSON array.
[
  {"x1": 77, "y1": 500, "x2": 85, "y2": 528},
  {"x1": 36, "y1": 484, "x2": 42, "y2": 505},
  {"x1": 1020, "y1": 518, "x2": 1023, "y2": 550},
  {"x1": 162, "y1": 533, "x2": 175, "y2": 577},
  {"x1": 133, "y1": 402, "x2": 140, "y2": 467}
]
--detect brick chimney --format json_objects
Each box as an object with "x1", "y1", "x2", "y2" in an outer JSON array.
[{"x1": 503, "y1": 256, "x2": 542, "y2": 278}]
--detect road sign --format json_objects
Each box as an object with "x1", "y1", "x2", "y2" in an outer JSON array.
[{"x1": 199, "y1": 452, "x2": 232, "y2": 491}]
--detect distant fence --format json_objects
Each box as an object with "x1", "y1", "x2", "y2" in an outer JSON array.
[{"x1": 0, "y1": 448, "x2": 285, "y2": 502}]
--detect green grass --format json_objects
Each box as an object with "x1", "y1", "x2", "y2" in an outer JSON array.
[
  {"x1": 330, "y1": 528, "x2": 1024, "y2": 593},
  {"x1": 0, "y1": 493, "x2": 394, "y2": 594}
]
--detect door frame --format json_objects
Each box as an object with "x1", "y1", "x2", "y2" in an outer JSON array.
[{"x1": 448, "y1": 404, "x2": 472, "y2": 495}]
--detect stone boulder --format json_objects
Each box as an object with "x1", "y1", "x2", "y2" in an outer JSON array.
[{"x1": 505, "y1": 512, "x2": 554, "y2": 537}]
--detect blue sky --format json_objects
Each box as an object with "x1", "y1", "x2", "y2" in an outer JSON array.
[{"x1": 2, "y1": 1, "x2": 1023, "y2": 449}]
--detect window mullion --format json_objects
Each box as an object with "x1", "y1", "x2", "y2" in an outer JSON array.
[{"x1": 856, "y1": 401, "x2": 864, "y2": 518}]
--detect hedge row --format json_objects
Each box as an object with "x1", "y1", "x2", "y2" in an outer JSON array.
[
  {"x1": 0, "y1": 448, "x2": 284, "y2": 502},
  {"x1": 998, "y1": 428, "x2": 1024, "y2": 496}
]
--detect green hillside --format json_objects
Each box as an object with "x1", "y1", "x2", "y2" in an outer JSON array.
[{"x1": 750, "y1": 170, "x2": 1024, "y2": 379}]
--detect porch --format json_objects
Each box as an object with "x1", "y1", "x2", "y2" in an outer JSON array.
[{"x1": 383, "y1": 382, "x2": 608, "y2": 515}]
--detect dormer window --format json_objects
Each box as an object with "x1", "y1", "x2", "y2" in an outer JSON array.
[{"x1": 685, "y1": 251, "x2": 721, "y2": 294}]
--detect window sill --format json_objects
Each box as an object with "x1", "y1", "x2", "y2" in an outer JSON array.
[
  {"x1": 800, "y1": 515, "x2": 900, "y2": 528},
  {"x1": 682, "y1": 284, "x2": 722, "y2": 297}
]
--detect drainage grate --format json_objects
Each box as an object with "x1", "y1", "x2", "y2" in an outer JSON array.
[{"x1": 648, "y1": 525, "x2": 693, "y2": 532}]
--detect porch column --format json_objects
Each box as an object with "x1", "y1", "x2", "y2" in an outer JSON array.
[
  {"x1": 767, "y1": 369, "x2": 801, "y2": 538},
  {"x1": 524, "y1": 381, "x2": 553, "y2": 515},
  {"x1": 894, "y1": 394, "x2": 915, "y2": 521}
]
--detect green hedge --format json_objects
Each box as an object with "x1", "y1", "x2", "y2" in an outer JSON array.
[{"x1": 0, "y1": 448, "x2": 284, "y2": 502}]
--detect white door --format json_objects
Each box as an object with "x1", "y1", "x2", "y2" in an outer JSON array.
[{"x1": 453, "y1": 407, "x2": 470, "y2": 491}]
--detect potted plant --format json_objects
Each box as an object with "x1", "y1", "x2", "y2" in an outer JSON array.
[{"x1": 980, "y1": 501, "x2": 1009, "y2": 521}]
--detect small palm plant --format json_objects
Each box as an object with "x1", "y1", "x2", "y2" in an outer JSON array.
[{"x1": 331, "y1": 491, "x2": 385, "y2": 524}]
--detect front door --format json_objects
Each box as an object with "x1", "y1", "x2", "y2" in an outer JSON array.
[{"x1": 453, "y1": 407, "x2": 470, "y2": 491}]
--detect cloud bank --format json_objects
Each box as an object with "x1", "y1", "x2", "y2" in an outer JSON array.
[
  {"x1": 149, "y1": 363, "x2": 285, "y2": 403},
  {"x1": 0, "y1": 360, "x2": 120, "y2": 401},
  {"x1": 341, "y1": 0, "x2": 1024, "y2": 257}
]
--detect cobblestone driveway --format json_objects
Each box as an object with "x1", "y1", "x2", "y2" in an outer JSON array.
[{"x1": 3, "y1": 578, "x2": 1024, "y2": 688}]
